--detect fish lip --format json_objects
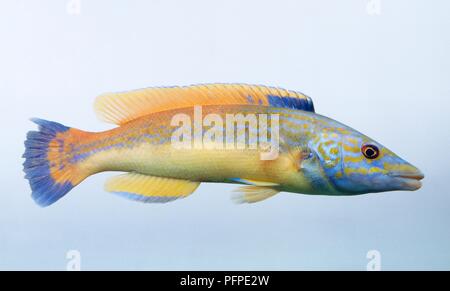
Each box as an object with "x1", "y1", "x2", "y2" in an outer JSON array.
[
  {"x1": 388, "y1": 171, "x2": 424, "y2": 191},
  {"x1": 389, "y1": 172, "x2": 424, "y2": 181}
]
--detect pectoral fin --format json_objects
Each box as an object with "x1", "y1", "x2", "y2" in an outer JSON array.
[
  {"x1": 105, "y1": 173, "x2": 200, "y2": 203},
  {"x1": 232, "y1": 186, "x2": 279, "y2": 204}
]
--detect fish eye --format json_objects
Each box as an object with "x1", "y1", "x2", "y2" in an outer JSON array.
[{"x1": 361, "y1": 144, "x2": 379, "y2": 159}]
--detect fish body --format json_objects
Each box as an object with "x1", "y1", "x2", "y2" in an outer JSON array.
[{"x1": 23, "y1": 84, "x2": 424, "y2": 206}]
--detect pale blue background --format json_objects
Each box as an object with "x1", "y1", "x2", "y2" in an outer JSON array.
[{"x1": 0, "y1": 0, "x2": 449, "y2": 270}]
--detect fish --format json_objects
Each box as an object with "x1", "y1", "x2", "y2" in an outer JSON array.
[{"x1": 23, "y1": 83, "x2": 424, "y2": 207}]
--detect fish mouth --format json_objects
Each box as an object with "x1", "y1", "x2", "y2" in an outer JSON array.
[{"x1": 389, "y1": 171, "x2": 424, "y2": 191}]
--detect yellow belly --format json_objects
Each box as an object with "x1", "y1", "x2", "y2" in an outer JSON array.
[{"x1": 77, "y1": 141, "x2": 311, "y2": 188}]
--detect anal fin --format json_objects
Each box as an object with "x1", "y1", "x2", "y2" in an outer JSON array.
[{"x1": 105, "y1": 173, "x2": 200, "y2": 203}]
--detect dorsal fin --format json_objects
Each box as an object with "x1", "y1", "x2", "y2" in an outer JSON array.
[{"x1": 94, "y1": 83, "x2": 314, "y2": 125}]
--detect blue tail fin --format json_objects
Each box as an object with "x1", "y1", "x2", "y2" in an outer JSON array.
[{"x1": 23, "y1": 118, "x2": 79, "y2": 207}]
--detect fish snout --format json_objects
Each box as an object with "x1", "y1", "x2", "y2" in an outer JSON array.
[{"x1": 388, "y1": 164, "x2": 424, "y2": 191}]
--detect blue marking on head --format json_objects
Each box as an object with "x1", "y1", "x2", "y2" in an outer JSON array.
[{"x1": 328, "y1": 132, "x2": 423, "y2": 194}]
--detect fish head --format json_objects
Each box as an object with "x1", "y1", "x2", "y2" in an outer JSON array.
[{"x1": 307, "y1": 121, "x2": 424, "y2": 195}]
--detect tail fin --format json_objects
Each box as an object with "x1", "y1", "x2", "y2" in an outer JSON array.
[{"x1": 23, "y1": 118, "x2": 89, "y2": 207}]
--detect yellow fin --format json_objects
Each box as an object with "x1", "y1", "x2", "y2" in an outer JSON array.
[
  {"x1": 94, "y1": 83, "x2": 314, "y2": 125},
  {"x1": 232, "y1": 186, "x2": 279, "y2": 204},
  {"x1": 105, "y1": 173, "x2": 200, "y2": 203}
]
